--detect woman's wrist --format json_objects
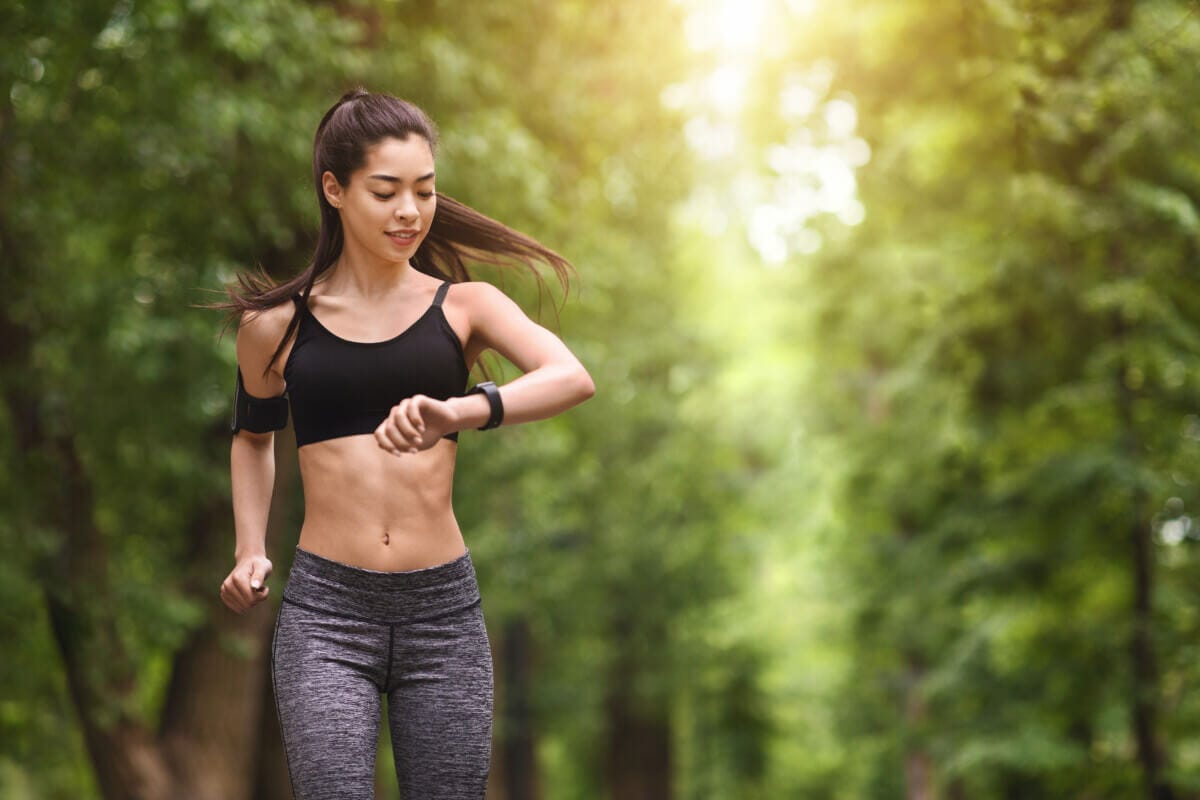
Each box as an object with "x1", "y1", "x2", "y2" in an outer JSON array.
[
  {"x1": 235, "y1": 545, "x2": 268, "y2": 561},
  {"x1": 447, "y1": 392, "x2": 492, "y2": 432}
]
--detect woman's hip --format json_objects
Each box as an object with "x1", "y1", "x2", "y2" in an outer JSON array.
[{"x1": 280, "y1": 544, "x2": 481, "y2": 624}]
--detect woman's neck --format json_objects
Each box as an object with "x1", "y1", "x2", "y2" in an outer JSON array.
[{"x1": 324, "y1": 247, "x2": 415, "y2": 298}]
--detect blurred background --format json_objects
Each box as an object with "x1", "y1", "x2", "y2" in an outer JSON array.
[{"x1": 2, "y1": 0, "x2": 1199, "y2": 798}]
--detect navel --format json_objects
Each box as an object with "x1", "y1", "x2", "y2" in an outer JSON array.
[{"x1": 382, "y1": 529, "x2": 391, "y2": 546}]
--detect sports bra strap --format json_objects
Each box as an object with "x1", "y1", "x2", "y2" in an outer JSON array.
[{"x1": 432, "y1": 280, "x2": 451, "y2": 308}]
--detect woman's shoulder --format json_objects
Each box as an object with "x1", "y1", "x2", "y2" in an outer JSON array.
[
  {"x1": 445, "y1": 279, "x2": 510, "y2": 308},
  {"x1": 238, "y1": 294, "x2": 300, "y2": 337},
  {"x1": 236, "y1": 295, "x2": 301, "y2": 388}
]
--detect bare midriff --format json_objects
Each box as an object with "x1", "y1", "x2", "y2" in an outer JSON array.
[{"x1": 295, "y1": 433, "x2": 467, "y2": 572}]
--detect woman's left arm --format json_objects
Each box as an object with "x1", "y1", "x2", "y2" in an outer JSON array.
[
  {"x1": 376, "y1": 281, "x2": 596, "y2": 455},
  {"x1": 446, "y1": 281, "x2": 596, "y2": 430}
]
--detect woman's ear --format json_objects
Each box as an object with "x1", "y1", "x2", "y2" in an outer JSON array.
[{"x1": 321, "y1": 170, "x2": 344, "y2": 209}]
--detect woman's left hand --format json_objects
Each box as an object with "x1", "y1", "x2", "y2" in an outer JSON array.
[{"x1": 374, "y1": 394, "x2": 459, "y2": 455}]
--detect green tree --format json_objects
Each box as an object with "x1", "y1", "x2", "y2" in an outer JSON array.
[{"x1": 767, "y1": 1, "x2": 1200, "y2": 797}]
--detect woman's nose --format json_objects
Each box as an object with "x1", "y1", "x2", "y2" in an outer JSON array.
[{"x1": 395, "y1": 194, "x2": 418, "y2": 220}]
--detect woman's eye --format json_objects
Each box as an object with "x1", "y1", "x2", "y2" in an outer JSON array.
[
  {"x1": 418, "y1": 191, "x2": 435, "y2": 199},
  {"x1": 373, "y1": 192, "x2": 395, "y2": 200}
]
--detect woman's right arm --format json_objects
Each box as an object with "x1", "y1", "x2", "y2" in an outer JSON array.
[
  {"x1": 221, "y1": 308, "x2": 288, "y2": 614},
  {"x1": 229, "y1": 431, "x2": 275, "y2": 562}
]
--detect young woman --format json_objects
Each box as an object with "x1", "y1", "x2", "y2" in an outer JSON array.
[{"x1": 212, "y1": 89, "x2": 595, "y2": 799}]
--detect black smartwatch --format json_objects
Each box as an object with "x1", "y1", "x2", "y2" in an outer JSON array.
[{"x1": 466, "y1": 381, "x2": 504, "y2": 430}]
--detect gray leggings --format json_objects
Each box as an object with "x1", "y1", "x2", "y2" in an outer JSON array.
[{"x1": 271, "y1": 545, "x2": 493, "y2": 799}]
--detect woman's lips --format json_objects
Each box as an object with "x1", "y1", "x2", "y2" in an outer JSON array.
[{"x1": 386, "y1": 231, "x2": 419, "y2": 246}]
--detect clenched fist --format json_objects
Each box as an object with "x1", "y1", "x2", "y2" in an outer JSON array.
[
  {"x1": 374, "y1": 394, "x2": 459, "y2": 455},
  {"x1": 220, "y1": 555, "x2": 273, "y2": 614}
]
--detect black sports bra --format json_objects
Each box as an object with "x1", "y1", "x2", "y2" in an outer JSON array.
[{"x1": 284, "y1": 280, "x2": 469, "y2": 448}]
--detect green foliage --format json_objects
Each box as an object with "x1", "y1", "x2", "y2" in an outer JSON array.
[{"x1": 746, "y1": 0, "x2": 1200, "y2": 796}]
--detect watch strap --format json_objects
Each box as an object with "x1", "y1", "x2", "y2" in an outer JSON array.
[{"x1": 466, "y1": 381, "x2": 503, "y2": 430}]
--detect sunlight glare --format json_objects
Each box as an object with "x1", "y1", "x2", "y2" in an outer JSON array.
[
  {"x1": 675, "y1": 0, "x2": 869, "y2": 265},
  {"x1": 707, "y1": 64, "x2": 748, "y2": 115},
  {"x1": 823, "y1": 99, "x2": 858, "y2": 138},
  {"x1": 685, "y1": 0, "x2": 769, "y2": 52}
]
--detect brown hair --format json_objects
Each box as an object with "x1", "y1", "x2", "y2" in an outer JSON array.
[{"x1": 201, "y1": 88, "x2": 574, "y2": 379}]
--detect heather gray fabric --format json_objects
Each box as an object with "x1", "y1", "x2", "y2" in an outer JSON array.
[{"x1": 271, "y1": 545, "x2": 494, "y2": 799}]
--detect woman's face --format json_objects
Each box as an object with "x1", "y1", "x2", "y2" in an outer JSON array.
[{"x1": 323, "y1": 135, "x2": 437, "y2": 266}]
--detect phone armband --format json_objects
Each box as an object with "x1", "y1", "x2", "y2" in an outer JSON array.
[{"x1": 230, "y1": 366, "x2": 288, "y2": 435}]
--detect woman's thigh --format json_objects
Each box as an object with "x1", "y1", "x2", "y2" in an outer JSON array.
[
  {"x1": 272, "y1": 601, "x2": 390, "y2": 800},
  {"x1": 386, "y1": 600, "x2": 494, "y2": 799}
]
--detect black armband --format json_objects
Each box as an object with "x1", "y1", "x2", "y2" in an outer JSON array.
[{"x1": 230, "y1": 366, "x2": 289, "y2": 435}]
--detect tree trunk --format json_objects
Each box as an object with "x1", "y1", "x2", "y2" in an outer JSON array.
[
  {"x1": 497, "y1": 616, "x2": 539, "y2": 800},
  {"x1": 35, "y1": 415, "x2": 174, "y2": 799},
  {"x1": 603, "y1": 616, "x2": 671, "y2": 800},
  {"x1": 903, "y1": 653, "x2": 933, "y2": 800},
  {"x1": 1119, "y1": 363, "x2": 1174, "y2": 800},
  {"x1": 1111, "y1": 239, "x2": 1174, "y2": 800}
]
